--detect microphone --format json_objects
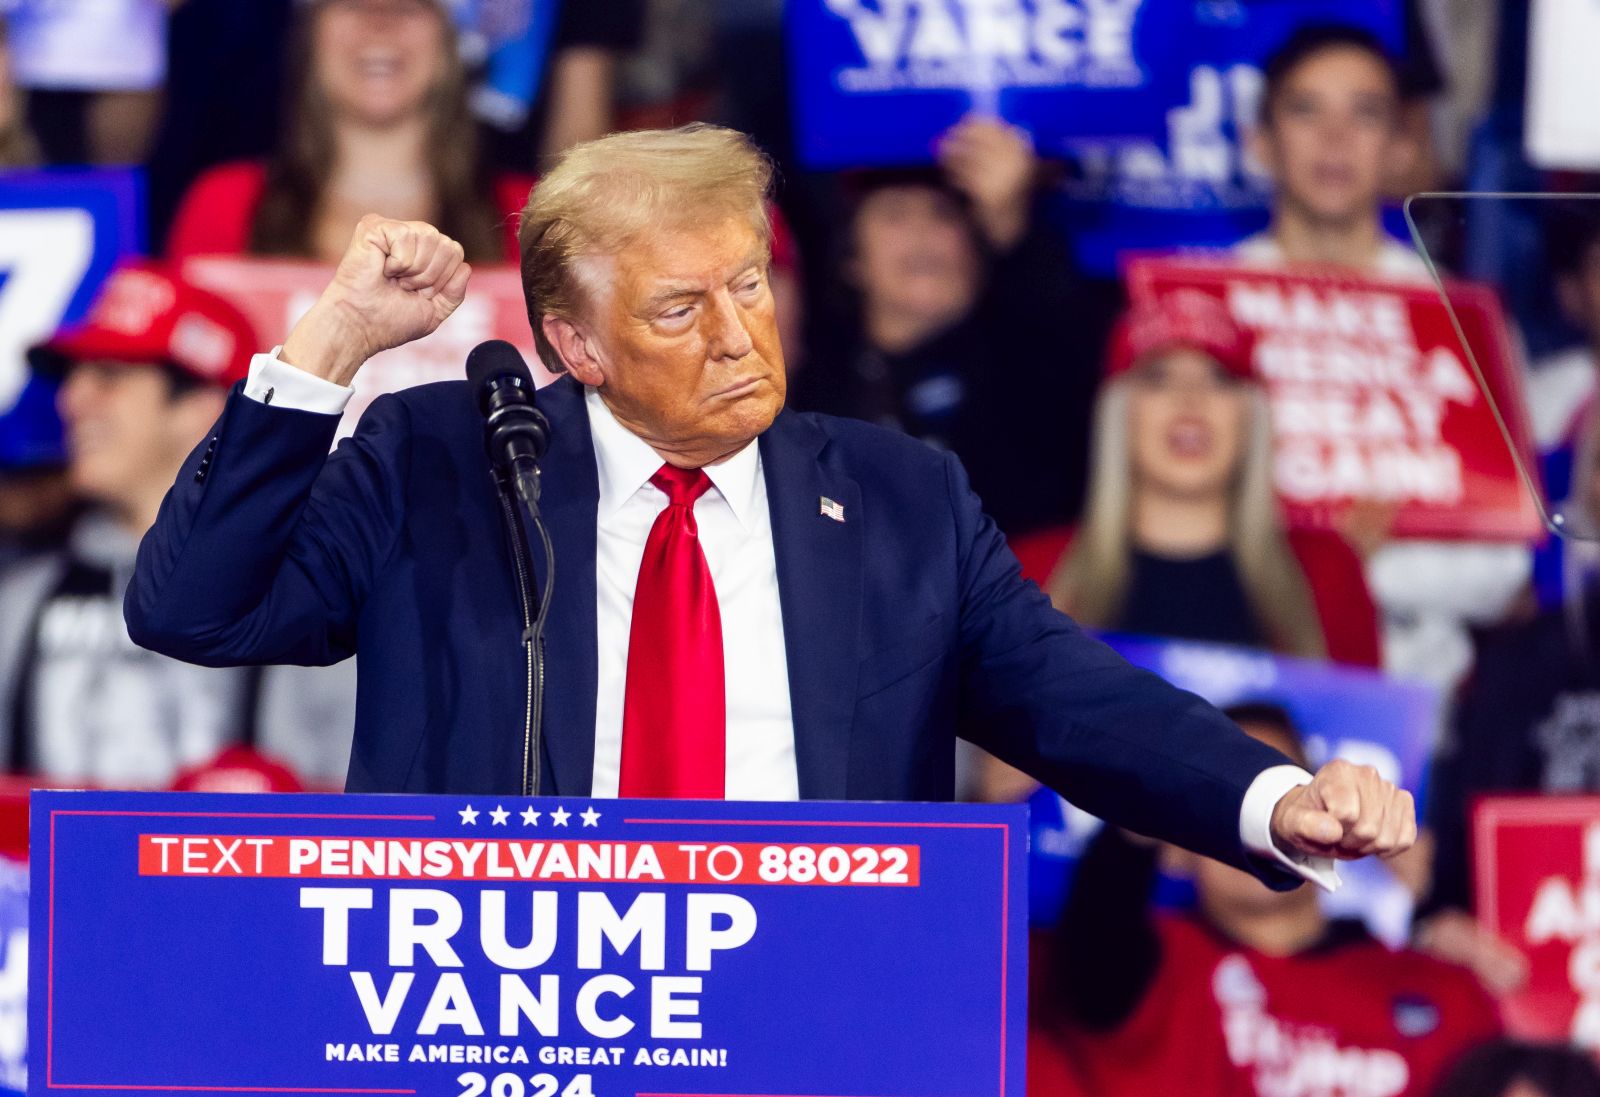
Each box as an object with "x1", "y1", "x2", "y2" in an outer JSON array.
[
  {"x1": 466, "y1": 340, "x2": 550, "y2": 512},
  {"x1": 466, "y1": 339, "x2": 554, "y2": 799}
]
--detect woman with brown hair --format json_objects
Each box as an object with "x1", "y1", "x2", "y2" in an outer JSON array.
[
  {"x1": 166, "y1": 0, "x2": 529, "y2": 264},
  {"x1": 1013, "y1": 291, "x2": 1380, "y2": 666}
]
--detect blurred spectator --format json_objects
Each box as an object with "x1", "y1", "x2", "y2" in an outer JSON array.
[
  {"x1": 143, "y1": 0, "x2": 293, "y2": 245},
  {"x1": 0, "y1": 374, "x2": 75, "y2": 569},
  {"x1": 1239, "y1": 24, "x2": 1424, "y2": 274},
  {"x1": 1526, "y1": 205, "x2": 1600, "y2": 608},
  {"x1": 789, "y1": 116, "x2": 1090, "y2": 535},
  {"x1": 0, "y1": 13, "x2": 40, "y2": 169},
  {"x1": 1029, "y1": 704, "x2": 1498, "y2": 1097},
  {"x1": 0, "y1": 263, "x2": 353, "y2": 788},
  {"x1": 6, "y1": 0, "x2": 172, "y2": 165},
  {"x1": 1415, "y1": 529, "x2": 1600, "y2": 996},
  {"x1": 461, "y1": 0, "x2": 642, "y2": 172},
  {"x1": 1236, "y1": 23, "x2": 1529, "y2": 698},
  {"x1": 1012, "y1": 295, "x2": 1381, "y2": 666},
  {"x1": 165, "y1": 0, "x2": 531, "y2": 264},
  {"x1": 1429, "y1": 1040, "x2": 1600, "y2": 1097},
  {"x1": 1389, "y1": 0, "x2": 1452, "y2": 196},
  {"x1": 146, "y1": 0, "x2": 639, "y2": 245}
]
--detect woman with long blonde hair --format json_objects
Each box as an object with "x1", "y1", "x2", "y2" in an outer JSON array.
[
  {"x1": 1013, "y1": 291, "x2": 1379, "y2": 666},
  {"x1": 975, "y1": 294, "x2": 1378, "y2": 803}
]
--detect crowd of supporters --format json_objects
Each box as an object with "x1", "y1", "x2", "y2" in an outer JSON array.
[{"x1": 6, "y1": 0, "x2": 1600, "y2": 1093}]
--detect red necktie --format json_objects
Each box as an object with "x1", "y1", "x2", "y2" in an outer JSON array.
[{"x1": 618, "y1": 465, "x2": 726, "y2": 798}]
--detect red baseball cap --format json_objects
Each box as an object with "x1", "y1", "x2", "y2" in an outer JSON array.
[
  {"x1": 30, "y1": 262, "x2": 257, "y2": 388},
  {"x1": 1107, "y1": 290, "x2": 1255, "y2": 381},
  {"x1": 169, "y1": 747, "x2": 306, "y2": 794}
]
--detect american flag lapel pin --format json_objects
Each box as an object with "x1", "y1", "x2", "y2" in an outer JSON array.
[{"x1": 819, "y1": 496, "x2": 846, "y2": 522}]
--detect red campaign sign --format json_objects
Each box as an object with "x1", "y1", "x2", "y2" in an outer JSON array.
[
  {"x1": 179, "y1": 257, "x2": 555, "y2": 438},
  {"x1": 1124, "y1": 256, "x2": 1543, "y2": 542},
  {"x1": 1473, "y1": 795, "x2": 1600, "y2": 1045}
]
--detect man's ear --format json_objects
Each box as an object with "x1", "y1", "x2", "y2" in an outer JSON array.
[{"x1": 542, "y1": 315, "x2": 605, "y2": 387}]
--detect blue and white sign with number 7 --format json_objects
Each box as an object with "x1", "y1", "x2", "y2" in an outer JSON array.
[{"x1": 0, "y1": 170, "x2": 144, "y2": 414}]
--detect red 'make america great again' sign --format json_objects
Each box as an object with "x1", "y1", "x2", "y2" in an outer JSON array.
[
  {"x1": 1125, "y1": 256, "x2": 1543, "y2": 542},
  {"x1": 1475, "y1": 795, "x2": 1600, "y2": 1046}
]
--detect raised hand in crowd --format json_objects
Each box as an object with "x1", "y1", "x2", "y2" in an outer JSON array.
[
  {"x1": 936, "y1": 115, "x2": 1038, "y2": 251},
  {"x1": 280, "y1": 215, "x2": 470, "y2": 386}
]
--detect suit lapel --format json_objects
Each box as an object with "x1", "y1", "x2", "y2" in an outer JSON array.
[
  {"x1": 760, "y1": 409, "x2": 863, "y2": 800},
  {"x1": 526, "y1": 377, "x2": 598, "y2": 796}
]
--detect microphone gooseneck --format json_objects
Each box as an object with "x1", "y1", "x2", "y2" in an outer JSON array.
[{"x1": 466, "y1": 339, "x2": 554, "y2": 799}]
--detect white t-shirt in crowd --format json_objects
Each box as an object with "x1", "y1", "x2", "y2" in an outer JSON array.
[{"x1": 1231, "y1": 231, "x2": 1435, "y2": 282}]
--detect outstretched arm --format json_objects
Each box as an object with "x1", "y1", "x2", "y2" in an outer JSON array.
[{"x1": 947, "y1": 453, "x2": 1415, "y2": 883}]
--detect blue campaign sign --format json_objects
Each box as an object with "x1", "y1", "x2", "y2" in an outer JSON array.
[
  {"x1": 33, "y1": 791, "x2": 1026, "y2": 1097},
  {"x1": 0, "y1": 170, "x2": 144, "y2": 469},
  {"x1": 789, "y1": 0, "x2": 1165, "y2": 166},
  {"x1": 1029, "y1": 633, "x2": 1437, "y2": 943},
  {"x1": 787, "y1": 0, "x2": 1401, "y2": 273},
  {"x1": 788, "y1": 0, "x2": 1401, "y2": 170}
]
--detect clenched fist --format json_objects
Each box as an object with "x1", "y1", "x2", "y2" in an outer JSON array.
[
  {"x1": 280, "y1": 215, "x2": 472, "y2": 386},
  {"x1": 1271, "y1": 759, "x2": 1417, "y2": 862}
]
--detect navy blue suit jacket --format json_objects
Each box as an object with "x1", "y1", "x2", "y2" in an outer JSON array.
[{"x1": 126, "y1": 376, "x2": 1295, "y2": 877}]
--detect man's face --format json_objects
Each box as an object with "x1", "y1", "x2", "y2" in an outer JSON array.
[
  {"x1": 852, "y1": 185, "x2": 981, "y2": 329},
  {"x1": 563, "y1": 216, "x2": 787, "y2": 465},
  {"x1": 57, "y1": 362, "x2": 214, "y2": 514},
  {"x1": 1256, "y1": 47, "x2": 1400, "y2": 229}
]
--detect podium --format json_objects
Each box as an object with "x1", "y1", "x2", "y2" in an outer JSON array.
[{"x1": 31, "y1": 791, "x2": 1025, "y2": 1096}]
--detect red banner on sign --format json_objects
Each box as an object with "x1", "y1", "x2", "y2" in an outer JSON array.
[
  {"x1": 1124, "y1": 256, "x2": 1542, "y2": 541},
  {"x1": 1474, "y1": 795, "x2": 1600, "y2": 1044},
  {"x1": 135, "y1": 833, "x2": 922, "y2": 885},
  {"x1": 179, "y1": 257, "x2": 553, "y2": 438}
]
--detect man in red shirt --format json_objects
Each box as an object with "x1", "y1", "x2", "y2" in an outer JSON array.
[{"x1": 1029, "y1": 703, "x2": 1499, "y2": 1097}]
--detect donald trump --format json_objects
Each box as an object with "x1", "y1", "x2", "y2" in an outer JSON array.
[{"x1": 126, "y1": 124, "x2": 1413, "y2": 890}]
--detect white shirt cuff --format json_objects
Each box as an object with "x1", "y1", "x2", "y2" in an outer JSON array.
[
  {"x1": 1240, "y1": 764, "x2": 1342, "y2": 892},
  {"x1": 243, "y1": 346, "x2": 353, "y2": 415}
]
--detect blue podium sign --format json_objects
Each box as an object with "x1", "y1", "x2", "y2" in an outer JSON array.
[{"x1": 31, "y1": 791, "x2": 1026, "y2": 1097}]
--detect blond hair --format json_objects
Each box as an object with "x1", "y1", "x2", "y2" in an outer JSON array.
[
  {"x1": 517, "y1": 123, "x2": 775, "y2": 373},
  {"x1": 1047, "y1": 376, "x2": 1328, "y2": 660}
]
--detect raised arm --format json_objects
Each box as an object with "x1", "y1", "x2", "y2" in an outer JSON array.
[{"x1": 125, "y1": 217, "x2": 471, "y2": 666}]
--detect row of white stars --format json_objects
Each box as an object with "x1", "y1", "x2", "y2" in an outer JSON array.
[{"x1": 458, "y1": 804, "x2": 600, "y2": 828}]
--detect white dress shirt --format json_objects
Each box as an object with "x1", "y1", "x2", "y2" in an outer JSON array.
[
  {"x1": 583, "y1": 386, "x2": 797, "y2": 799},
  {"x1": 243, "y1": 350, "x2": 1337, "y2": 887}
]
